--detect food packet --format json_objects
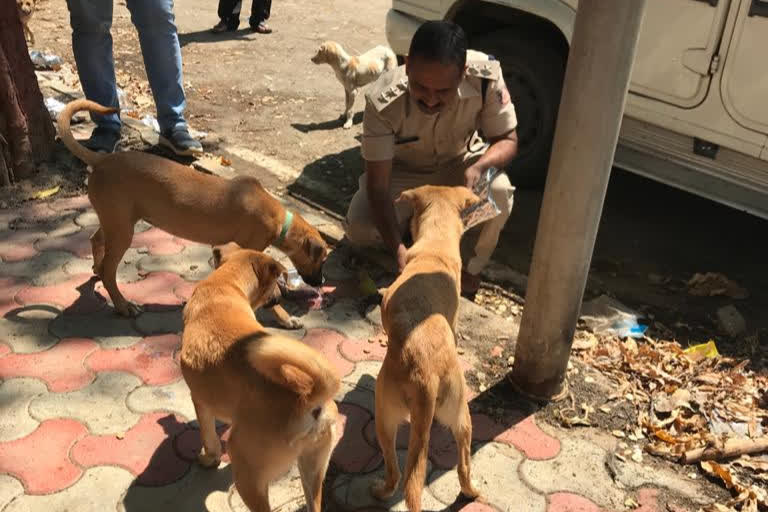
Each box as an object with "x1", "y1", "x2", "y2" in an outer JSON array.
[{"x1": 461, "y1": 167, "x2": 503, "y2": 231}]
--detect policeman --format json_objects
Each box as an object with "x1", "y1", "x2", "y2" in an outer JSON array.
[{"x1": 344, "y1": 20, "x2": 519, "y2": 297}]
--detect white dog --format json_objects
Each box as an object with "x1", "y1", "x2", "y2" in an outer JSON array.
[{"x1": 311, "y1": 41, "x2": 397, "y2": 129}]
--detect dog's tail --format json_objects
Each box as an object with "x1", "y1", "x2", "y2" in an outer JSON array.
[
  {"x1": 246, "y1": 334, "x2": 340, "y2": 406},
  {"x1": 56, "y1": 99, "x2": 118, "y2": 167}
]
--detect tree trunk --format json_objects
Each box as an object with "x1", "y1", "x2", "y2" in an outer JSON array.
[{"x1": 0, "y1": 0, "x2": 56, "y2": 186}]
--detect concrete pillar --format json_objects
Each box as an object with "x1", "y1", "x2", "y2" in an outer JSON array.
[{"x1": 510, "y1": 0, "x2": 647, "y2": 400}]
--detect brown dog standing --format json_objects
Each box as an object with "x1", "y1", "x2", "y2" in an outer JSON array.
[
  {"x1": 56, "y1": 99, "x2": 328, "y2": 321},
  {"x1": 372, "y1": 185, "x2": 482, "y2": 511},
  {"x1": 181, "y1": 246, "x2": 339, "y2": 512}
]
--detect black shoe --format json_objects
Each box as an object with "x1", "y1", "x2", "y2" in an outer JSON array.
[
  {"x1": 83, "y1": 126, "x2": 121, "y2": 154},
  {"x1": 159, "y1": 127, "x2": 203, "y2": 156},
  {"x1": 210, "y1": 19, "x2": 239, "y2": 33}
]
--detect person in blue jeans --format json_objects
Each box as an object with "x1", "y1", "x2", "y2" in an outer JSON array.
[
  {"x1": 210, "y1": 0, "x2": 272, "y2": 34},
  {"x1": 66, "y1": 0, "x2": 203, "y2": 156}
]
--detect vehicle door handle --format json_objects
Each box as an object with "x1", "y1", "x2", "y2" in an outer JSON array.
[{"x1": 750, "y1": 0, "x2": 768, "y2": 17}]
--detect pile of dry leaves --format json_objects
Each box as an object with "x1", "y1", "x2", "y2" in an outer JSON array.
[{"x1": 570, "y1": 332, "x2": 767, "y2": 511}]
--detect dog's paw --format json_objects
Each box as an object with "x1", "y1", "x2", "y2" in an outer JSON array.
[
  {"x1": 342, "y1": 120, "x2": 353, "y2": 130},
  {"x1": 115, "y1": 301, "x2": 142, "y2": 317},
  {"x1": 461, "y1": 483, "x2": 482, "y2": 500},
  {"x1": 197, "y1": 451, "x2": 222, "y2": 469},
  {"x1": 284, "y1": 315, "x2": 304, "y2": 330},
  {"x1": 370, "y1": 478, "x2": 397, "y2": 500}
]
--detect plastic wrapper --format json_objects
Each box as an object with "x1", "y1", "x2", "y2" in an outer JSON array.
[
  {"x1": 461, "y1": 167, "x2": 503, "y2": 231},
  {"x1": 29, "y1": 50, "x2": 62, "y2": 70}
]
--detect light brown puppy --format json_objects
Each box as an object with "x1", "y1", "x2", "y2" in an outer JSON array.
[
  {"x1": 310, "y1": 41, "x2": 397, "y2": 129},
  {"x1": 17, "y1": 0, "x2": 35, "y2": 45},
  {"x1": 57, "y1": 99, "x2": 329, "y2": 322},
  {"x1": 372, "y1": 185, "x2": 482, "y2": 511},
  {"x1": 181, "y1": 246, "x2": 340, "y2": 512}
]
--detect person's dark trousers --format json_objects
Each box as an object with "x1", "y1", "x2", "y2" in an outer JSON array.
[{"x1": 216, "y1": 0, "x2": 271, "y2": 29}]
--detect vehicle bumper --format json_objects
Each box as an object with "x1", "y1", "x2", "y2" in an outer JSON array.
[{"x1": 385, "y1": 8, "x2": 425, "y2": 56}]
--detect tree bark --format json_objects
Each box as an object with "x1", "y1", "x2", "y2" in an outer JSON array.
[{"x1": 0, "y1": 0, "x2": 56, "y2": 186}]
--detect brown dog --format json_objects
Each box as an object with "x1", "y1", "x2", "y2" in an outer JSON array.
[
  {"x1": 372, "y1": 185, "x2": 482, "y2": 511},
  {"x1": 17, "y1": 0, "x2": 35, "y2": 45},
  {"x1": 57, "y1": 99, "x2": 328, "y2": 322},
  {"x1": 181, "y1": 246, "x2": 340, "y2": 512}
]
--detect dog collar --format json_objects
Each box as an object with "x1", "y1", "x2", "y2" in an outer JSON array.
[{"x1": 274, "y1": 210, "x2": 294, "y2": 247}]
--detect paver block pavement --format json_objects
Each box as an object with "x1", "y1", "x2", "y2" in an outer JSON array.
[
  {"x1": 303, "y1": 328, "x2": 355, "y2": 378},
  {"x1": 48, "y1": 308, "x2": 140, "y2": 341},
  {"x1": 333, "y1": 450, "x2": 443, "y2": 512},
  {"x1": 0, "y1": 418, "x2": 88, "y2": 494},
  {"x1": 95, "y1": 271, "x2": 188, "y2": 311},
  {"x1": 2, "y1": 250, "x2": 82, "y2": 286},
  {"x1": 229, "y1": 465, "x2": 307, "y2": 512},
  {"x1": 35, "y1": 228, "x2": 92, "y2": 258},
  {"x1": 302, "y1": 299, "x2": 377, "y2": 341},
  {"x1": 0, "y1": 309, "x2": 59, "y2": 353},
  {"x1": 342, "y1": 360, "x2": 382, "y2": 392},
  {"x1": 4, "y1": 466, "x2": 134, "y2": 512},
  {"x1": 133, "y1": 308, "x2": 184, "y2": 336},
  {"x1": 429, "y1": 443, "x2": 544, "y2": 512},
  {"x1": 138, "y1": 243, "x2": 214, "y2": 281},
  {"x1": 72, "y1": 412, "x2": 191, "y2": 486},
  {"x1": 0, "y1": 475, "x2": 24, "y2": 509},
  {"x1": 126, "y1": 378, "x2": 196, "y2": 421},
  {"x1": 62, "y1": 247, "x2": 144, "y2": 283},
  {"x1": 471, "y1": 413, "x2": 560, "y2": 460},
  {"x1": 340, "y1": 332, "x2": 388, "y2": 362},
  {"x1": 334, "y1": 402, "x2": 381, "y2": 473},
  {"x1": 0, "y1": 337, "x2": 98, "y2": 392},
  {"x1": 15, "y1": 274, "x2": 107, "y2": 314},
  {"x1": 131, "y1": 227, "x2": 185, "y2": 255},
  {"x1": 520, "y1": 437, "x2": 625, "y2": 509},
  {"x1": 337, "y1": 382, "x2": 376, "y2": 413},
  {"x1": 0, "y1": 378, "x2": 47, "y2": 441},
  {"x1": 0, "y1": 277, "x2": 27, "y2": 317},
  {"x1": 0, "y1": 229, "x2": 44, "y2": 262},
  {"x1": 29, "y1": 371, "x2": 143, "y2": 435},
  {"x1": 85, "y1": 333, "x2": 182, "y2": 385}
]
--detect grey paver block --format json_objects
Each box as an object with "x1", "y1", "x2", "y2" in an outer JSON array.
[
  {"x1": 230, "y1": 465, "x2": 306, "y2": 511},
  {"x1": 48, "y1": 309, "x2": 140, "y2": 341},
  {"x1": 2, "y1": 251, "x2": 77, "y2": 286},
  {"x1": 138, "y1": 244, "x2": 214, "y2": 281},
  {"x1": 322, "y1": 249, "x2": 356, "y2": 282},
  {"x1": 457, "y1": 298, "x2": 519, "y2": 346},
  {"x1": 5, "y1": 466, "x2": 134, "y2": 512},
  {"x1": 44, "y1": 216, "x2": 81, "y2": 238},
  {"x1": 133, "y1": 309, "x2": 184, "y2": 335},
  {"x1": 0, "y1": 378, "x2": 47, "y2": 441},
  {"x1": 337, "y1": 382, "x2": 376, "y2": 414},
  {"x1": 62, "y1": 247, "x2": 144, "y2": 283},
  {"x1": 30, "y1": 372, "x2": 143, "y2": 435},
  {"x1": 126, "y1": 378, "x2": 195, "y2": 421},
  {"x1": 0, "y1": 309, "x2": 59, "y2": 353},
  {"x1": 342, "y1": 361, "x2": 381, "y2": 394},
  {"x1": 520, "y1": 437, "x2": 624, "y2": 509},
  {"x1": 333, "y1": 450, "x2": 442, "y2": 511},
  {"x1": 609, "y1": 455, "x2": 711, "y2": 504},
  {"x1": 0, "y1": 475, "x2": 23, "y2": 509},
  {"x1": 302, "y1": 300, "x2": 376, "y2": 340},
  {"x1": 75, "y1": 210, "x2": 99, "y2": 228},
  {"x1": 120, "y1": 462, "x2": 232, "y2": 512},
  {"x1": 429, "y1": 443, "x2": 541, "y2": 512}
]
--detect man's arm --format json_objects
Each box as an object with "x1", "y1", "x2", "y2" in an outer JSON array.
[
  {"x1": 365, "y1": 158, "x2": 408, "y2": 271},
  {"x1": 464, "y1": 130, "x2": 518, "y2": 189}
]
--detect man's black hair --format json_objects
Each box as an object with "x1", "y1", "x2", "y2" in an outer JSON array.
[{"x1": 408, "y1": 20, "x2": 468, "y2": 72}]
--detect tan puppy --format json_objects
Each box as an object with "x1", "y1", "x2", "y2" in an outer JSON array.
[
  {"x1": 17, "y1": 0, "x2": 36, "y2": 45},
  {"x1": 310, "y1": 41, "x2": 397, "y2": 129},
  {"x1": 57, "y1": 99, "x2": 329, "y2": 321},
  {"x1": 372, "y1": 185, "x2": 482, "y2": 511},
  {"x1": 181, "y1": 246, "x2": 340, "y2": 512}
]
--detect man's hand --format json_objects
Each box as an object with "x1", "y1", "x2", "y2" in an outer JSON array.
[
  {"x1": 395, "y1": 243, "x2": 408, "y2": 273},
  {"x1": 464, "y1": 164, "x2": 484, "y2": 190}
]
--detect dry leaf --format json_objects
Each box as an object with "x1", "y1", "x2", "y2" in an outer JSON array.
[
  {"x1": 220, "y1": 157, "x2": 232, "y2": 166},
  {"x1": 33, "y1": 186, "x2": 60, "y2": 200}
]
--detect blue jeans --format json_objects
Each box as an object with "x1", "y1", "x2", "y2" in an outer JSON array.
[{"x1": 66, "y1": 0, "x2": 188, "y2": 133}]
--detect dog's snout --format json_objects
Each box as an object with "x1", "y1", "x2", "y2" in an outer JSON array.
[
  {"x1": 311, "y1": 406, "x2": 322, "y2": 420},
  {"x1": 303, "y1": 273, "x2": 324, "y2": 287}
]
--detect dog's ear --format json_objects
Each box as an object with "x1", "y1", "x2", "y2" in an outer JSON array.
[
  {"x1": 250, "y1": 257, "x2": 286, "y2": 283},
  {"x1": 212, "y1": 242, "x2": 241, "y2": 268},
  {"x1": 460, "y1": 189, "x2": 482, "y2": 211},
  {"x1": 303, "y1": 237, "x2": 327, "y2": 264},
  {"x1": 394, "y1": 189, "x2": 416, "y2": 206}
]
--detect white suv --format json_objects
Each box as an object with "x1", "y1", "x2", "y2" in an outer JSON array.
[{"x1": 386, "y1": 0, "x2": 768, "y2": 219}]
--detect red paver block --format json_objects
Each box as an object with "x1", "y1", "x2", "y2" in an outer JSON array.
[
  {"x1": 86, "y1": 334, "x2": 181, "y2": 385},
  {"x1": 0, "y1": 338, "x2": 98, "y2": 392},
  {"x1": 0, "y1": 418, "x2": 87, "y2": 494},
  {"x1": 174, "y1": 423, "x2": 231, "y2": 464},
  {"x1": 0, "y1": 343, "x2": 10, "y2": 357},
  {"x1": 548, "y1": 493, "x2": 601, "y2": 512},
  {"x1": 457, "y1": 503, "x2": 500, "y2": 512},
  {"x1": 173, "y1": 280, "x2": 197, "y2": 302},
  {"x1": 16, "y1": 274, "x2": 106, "y2": 314},
  {"x1": 0, "y1": 230, "x2": 43, "y2": 262},
  {"x1": 131, "y1": 228, "x2": 184, "y2": 255},
  {"x1": 339, "y1": 333, "x2": 387, "y2": 362},
  {"x1": 0, "y1": 277, "x2": 27, "y2": 317},
  {"x1": 302, "y1": 328, "x2": 355, "y2": 377},
  {"x1": 72, "y1": 412, "x2": 190, "y2": 485},
  {"x1": 333, "y1": 402, "x2": 380, "y2": 472},
  {"x1": 635, "y1": 488, "x2": 661, "y2": 512},
  {"x1": 472, "y1": 413, "x2": 560, "y2": 460},
  {"x1": 35, "y1": 229, "x2": 92, "y2": 258},
  {"x1": 49, "y1": 195, "x2": 91, "y2": 212},
  {"x1": 16, "y1": 202, "x2": 59, "y2": 223},
  {"x1": 95, "y1": 272, "x2": 186, "y2": 310}
]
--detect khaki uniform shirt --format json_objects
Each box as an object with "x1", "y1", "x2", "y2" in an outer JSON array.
[{"x1": 361, "y1": 50, "x2": 518, "y2": 171}]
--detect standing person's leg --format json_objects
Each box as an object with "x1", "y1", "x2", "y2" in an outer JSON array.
[
  {"x1": 65, "y1": 0, "x2": 121, "y2": 152},
  {"x1": 212, "y1": 0, "x2": 241, "y2": 32},
  {"x1": 126, "y1": 0, "x2": 202, "y2": 156},
  {"x1": 248, "y1": 0, "x2": 272, "y2": 33}
]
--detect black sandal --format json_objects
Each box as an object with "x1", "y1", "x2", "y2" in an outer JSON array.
[{"x1": 210, "y1": 20, "x2": 238, "y2": 33}]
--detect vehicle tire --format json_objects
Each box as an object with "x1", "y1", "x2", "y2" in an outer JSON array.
[{"x1": 472, "y1": 30, "x2": 567, "y2": 188}]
